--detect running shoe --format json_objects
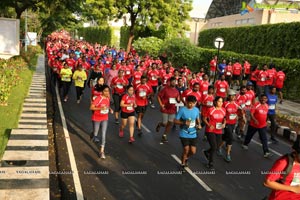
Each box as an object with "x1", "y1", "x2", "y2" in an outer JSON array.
[
  {"x1": 100, "y1": 152, "x2": 106, "y2": 159},
  {"x1": 161, "y1": 134, "x2": 168, "y2": 143},
  {"x1": 264, "y1": 152, "x2": 273, "y2": 158},
  {"x1": 156, "y1": 123, "x2": 161, "y2": 132},
  {"x1": 92, "y1": 136, "x2": 100, "y2": 143},
  {"x1": 128, "y1": 137, "x2": 135, "y2": 143},
  {"x1": 217, "y1": 148, "x2": 223, "y2": 156},
  {"x1": 137, "y1": 129, "x2": 143, "y2": 137},
  {"x1": 77, "y1": 100, "x2": 80, "y2": 104},
  {"x1": 119, "y1": 130, "x2": 124, "y2": 138},
  {"x1": 150, "y1": 104, "x2": 155, "y2": 109},
  {"x1": 115, "y1": 119, "x2": 119, "y2": 124},
  {"x1": 241, "y1": 144, "x2": 248, "y2": 150},
  {"x1": 224, "y1": 154, "x2": 231, "y2": 162}
]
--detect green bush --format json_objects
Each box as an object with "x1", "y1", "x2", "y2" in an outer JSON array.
[
  {"x1": 133, "y1": 37, "x2": 163, "y2": 57},
  {"x1": 77, "y1": 27, "x2": 112, "y2": 45},
  {"x1": 198, "y1": 22, "x2": 300, "y2": 59}
]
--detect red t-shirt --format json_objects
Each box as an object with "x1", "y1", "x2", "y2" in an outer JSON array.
[
  {"x1": 111, "y1": 77, "x2": 128, "y2": 94},
  {"x1": 181, "y1": 89, "x2": 202, "y2": 104},
  {"x1": 223, "y1": 101, "x2": 239, "y2": 125},
  {"x1": 275, "y1": 71, "x2": 286, "y2": 89},
  {"x1": 256, "y1": 70, "x2": 269, "y2": 86},
  {"x1": 91, "y1": 96, "x2": 110, "y2": 121},
  {"x1": 91, "y1": 86, "x2": 102, "y2": 101},
  {"x1": 201, "y1": 94, "x2": 215, "y2": 117},
  {"x1": 266, "y1": 69, "x2": 277, "y2": 86},
  {"x1": 121, "y1": 94, "x2": 136, "y2": 113},
  {"x1": 189, "y1": 79, "x2": 200, "y2": 89},
  {"x1": 251, "y1": 69, "x2": 259, "y2": 82},
  {"x1": 158, "y1": 86, "x2": 180, "y2": 114},
  {"x1": 215, "y1": 80, "x2": 229, "y2": 98},
  {"x1": 236, "y1": 93, "x2": 248, "y2": 110},
  {"x1": 132, "y1": 71, "x2": 143, "y2": 87},
  {"x1": 124, "y1": 65, "x2": 133, "y2": 80},
  {"x1": 135, "y1": 84, "x2": 153, "y2": 106},
  {"x1": 199, "y1": 80, "x2": 210, "y2": 96},
  {"x1": 224, "y1": 65, "x2": 233, "y2": 76},
  {"x1": 205, "y1": 107, "x2": 226, "y2": 134},
  {"x1": 161, "y1": 73, "x2": 172, "y2": 86},
  {"x1": 65, "y1": 58, "x2": 76, "y2": 71},
  {"x1": 249, "y1": 102, "x2": 269, "y2": 128},
  {"x1": 233, "y1": 62, "x2": 242, "y2": 75},
  {"x1": 210, "y1": 59, "x2": 217, "y2": 71},
  {"x1": 244, "y1": 62, "x2": 251, "y2": 74},
  {"x1": 245, "y1": 90, "x2": 255, "y2": 108},
  {"x1": 196, "y1": 72, "x2": 205, "y2": 81},
  {"x1": 266, "y1": 156, "x2": 300, "y2": 200},
  {"x1": 147, "y1": 70, "x2": 160, "y2": 86}
]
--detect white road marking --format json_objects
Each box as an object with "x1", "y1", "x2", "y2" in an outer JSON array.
[
  {"x1": 56, "y1": 85, "x2": 84, "y2": 200},
  {"x1": 252, "y1": 139, "x2": 282, "y2": 157},
  {"x1": 171, "y1": 154, "x2": 213, "y2": 192},
  {"x1": 134, "y1": 117, "x2": 151, "y2": 133}
]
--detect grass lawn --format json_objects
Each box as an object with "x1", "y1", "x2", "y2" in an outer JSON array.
[{"x1": 0, "y1": 60, "x2": 36, "y2": 159}]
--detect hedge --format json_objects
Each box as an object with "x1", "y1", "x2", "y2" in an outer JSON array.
[
  {"x1": 132, "y1": 37, "x2": 164, "y2": 57},
  {"x1": 198, "y1": 22, "x2": 300, "y2": 59},
  {"x1": 160, "y1": 38, "x2": 300, "y2": 100},
  {"x1": 77, "y1": 27, "x2": 112, "y2": 45}
]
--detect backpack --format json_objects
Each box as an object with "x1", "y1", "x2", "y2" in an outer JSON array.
[{"x1": 277, "y1": 153, "x2": 294, "y2": 184}]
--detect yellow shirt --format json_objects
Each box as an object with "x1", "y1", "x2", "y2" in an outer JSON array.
[
  {"x1": 72, "y1": 70, "x2": 87, "y2": 87},
  {"x1": 60, "y1": 68, "x2": 72, "y2": 82}
]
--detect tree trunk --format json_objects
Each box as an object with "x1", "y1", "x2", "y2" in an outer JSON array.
[
  {"x1": 16, "y1": 10, "x2": 22, "y2": 19},
  {"x1": 126, "y1": 33, "x2": 134, "y2": 53}
]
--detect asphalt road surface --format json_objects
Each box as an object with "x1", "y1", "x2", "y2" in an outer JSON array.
[{"x1": 53, "y1": 83, "x2": 293, "y2": 200}]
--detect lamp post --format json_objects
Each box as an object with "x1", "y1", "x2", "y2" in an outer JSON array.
[
  {"x1": 191, "y1": 17, "x2": 201, "y2": 45},
  {"x1": 25, "y1": 9, "x2": 28, "y2": 52},
  {"x1": 213, "y1": 37, "x2": 225, "y2": 84}
]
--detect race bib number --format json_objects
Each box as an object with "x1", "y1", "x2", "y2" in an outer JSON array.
[
  {"x1": 216, "y1": 123, "x2": 223, "y2": 130},
  {"x1": 220, "y1": 88, "x2": 226, "y2": 92},
  {"x1": 203, "y1": 91, "x2": 208, "y2": 95},
  {"x1": 135, "y1": 80, "x2": 140, "y2": 84},
  {"x1": 127, "y1": 106, "x2": 133, "y2": 111},
  {"x1": 53, "y1": 68, "x2": 57, "y2": 71},
  {"x1": 189, "y1": 120, "x2": 196, "y2": 129},
  {"x1": 229, "y1": 114, "x2": 237, "y2": 120},
  {"x1": 139, "y1": 91, "x2": 146, "y2": 97},
  {"x1": 269, "y1": 104, "x2": 276, "y2": 110},
  {"x1": 100, "y1": 109, "x2": 109, "y2": 114},
  {"x1": 226, "y1": 72, "x2": 231, "y2": 76},
  {"x1": 261, "y1": 77, "x2": 266, "y2": 81},
  {"x1": 169, "y1": 98, "x2": 177, "y2": 104},
  {"x1": 246, "y1": 100, "x2": 251, "y2": 106},
  {"x1": 116, "y1": 84, "x2": 123, "y2": 89},
  {"x1": 61, "y1": 76, "x2": 70, "y2": 82},
  {"x1": 240, "y1": 104, "x2": 245, "y2": 109},
  {"x1": 126, "y1": 71, "x2": 130, "y2": 75},
  {"x1": 207, "y1": 101, "x2": 213, "y2": 106},
  {"x1": 152, "y1": 76, "x2": 157, "y2": 80}
]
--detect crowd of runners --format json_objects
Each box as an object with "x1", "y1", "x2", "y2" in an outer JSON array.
[{"x1": 45, "y1": 31, "x2": 287, "y2": 170}]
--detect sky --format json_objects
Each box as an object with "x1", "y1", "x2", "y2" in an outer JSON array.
[{"x1": 190, "y1": 0, "x2": 213, "y2": 18}]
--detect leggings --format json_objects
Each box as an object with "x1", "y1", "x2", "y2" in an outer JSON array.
[
  {"x1": 75, "y1": 86, "x2": 84, "y2": 100},
  {"x1": 93, "y1": 120, "x2": 108, "y2": 147},
  {"x1": 206, "y1": 132, "x2": 223, "y2": 164},
  {"x1": 61, "y1": 81, "x2": 71, "y2": 98}
]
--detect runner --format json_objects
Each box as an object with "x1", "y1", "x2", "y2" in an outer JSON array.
[
  {"x1": 256, "y1": 64, "x2": 269, "y2": 98},
  {"x1": 224, "y1": 61, "x2": 233, "y2": 87},
  {"x1": 217, "y1": 59, "x2": 227, "y2": 79},
  {"x1": 90, "y1": 85, "x2": 113, "y2": 159},
  {"x1": 60, "y1": 62, "x2": 73, "y2": 102},
  {"x1": 242, "y1": 59, "x2": 251, "y2": 86},
  {"x1": 214, "y1": 74, "x2": 229, "y2": 100},
  {"x1": 72, "y1": 65, "x2": 87, "y2": 104},
  {"x1": 147, "y1": 63, "x2": 160, "y2": 108},
  {"x1": 242, "y1": 94, "x2": 272, "y2": 158},
  {"x1": 209, "y1": 55, "x2": 217, "y2": 83},
  {"x1": 119, "y1": 85, "x2": 137, "y2": 143},
  {"x1": 235, "y1": 86, "x2": 248, "y2": 139},
  {"x1": 181, "y1": 83, "x2": 202, "y2": 107},
  {"x1": 135, "y1": 76, "x2": 153, "y2": 136},
  {"x1": 174, "y1": 95, "x2": 201, "y2": 170},
  {"x1": 203, "y1": 96, "x2": 226, "y2": 170},
  {"x1": 267, "y1": 86, "x2": 279, "y2": 144},
  {"x1": 111, "y1": 69, "x2": 129, "y2": 123},
  {"x1": 199, "y1": 74, "x2": 210, "y2": 96},
  {"x1": 264, "y1": 140, "x2": 300, "y2": 199},
  {"x1": 156, "y1": 77, "x2": 180, "y2": 143},
  {"x1": 232, "y1": 59, "x2": 242, "y2": 89},
  {"x1": 219, "y1": 90, "x2": 239, "y2": 162},
  {"x1": 91, "y1": 77, "x2": 105, "y2": 101},
  {"x1": 274, "y1": 67, "x2": 286, "y2": 104}
]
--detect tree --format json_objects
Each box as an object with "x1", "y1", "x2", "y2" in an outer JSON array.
[
  {"x1": 0, "y1": 0, "x2": 42, "y2": 19},
  {"x1": 84, "y1": 0, "x2": 192, "y2": 52}
]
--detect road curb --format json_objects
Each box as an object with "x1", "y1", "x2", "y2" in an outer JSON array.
[{"x1": 268, "y1": 122, "x2": 299, "y2": 142}]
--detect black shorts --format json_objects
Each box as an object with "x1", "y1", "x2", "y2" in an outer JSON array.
[
  {"x1": 222, "y1": 124, "x2": 235, "y2": 145},
  {"x1": 135, "y1": 106, "x2": 147, "y2": 114},
  {"x1": 243, "y1": 74, "x2": 250, "y2": 80},
  {"x1": 121, "y1": 111, "x2": 135, "y2": 119},
  {"x1": 232, "y1": 75, "x2": 241, "y2": 81},
  {"x1": 180, "y1": 137, "x2": 198, "y2": 147}
]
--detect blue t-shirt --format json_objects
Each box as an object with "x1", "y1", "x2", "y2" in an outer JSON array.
[
  {"x1": 176, "y1": 106, "x2": 200, "y2": 138},
  {"x1": 267, "y1": 93, "x2": 278, "y2": 115},
  {"x1": 218, "y1": 63, "x2": 226, "y2": 75}
]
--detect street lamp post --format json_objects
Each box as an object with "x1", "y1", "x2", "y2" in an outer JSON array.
[
  {"x1": 191, "y1": 17, "x2": 201, "y2": 45},
  {"x1": 213, "y1": 37, "x2": 225, "y2": 84}
]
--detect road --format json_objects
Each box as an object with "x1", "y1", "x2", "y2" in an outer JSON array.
[{"x1": 52, "y1": 82, "x2": 293, "y2": 200}]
